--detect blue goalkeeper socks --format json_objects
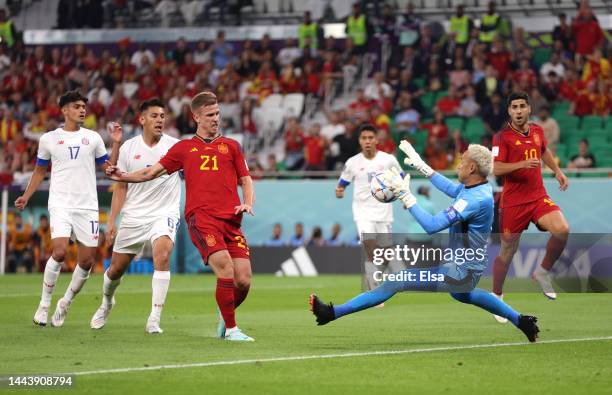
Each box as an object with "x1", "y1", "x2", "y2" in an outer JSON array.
[
  {"x1": 333, "y1": 282, "x2": 398, "y2": 318},
  {"x1": 450, "y1": 288, "x2": 520, "y2": 326}
]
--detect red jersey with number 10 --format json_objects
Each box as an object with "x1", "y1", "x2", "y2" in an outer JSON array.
[
  {"x1": 493, "y1": 122, "x2": 548, "y2": 208},
  {"x1": 159, "y1": 135, "x2": 250, "y2": 224}
]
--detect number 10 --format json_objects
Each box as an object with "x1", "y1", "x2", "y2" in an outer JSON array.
[{"x1": 524, "y1": 148, "x2": 538, "y2": 160}]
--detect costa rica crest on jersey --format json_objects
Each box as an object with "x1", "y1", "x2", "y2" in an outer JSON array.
[
  {"x1": 217, "y1": 143, "x2": 229, "y2": 154},
  {"x1": 206, "y1": 234, "x2": 216, "y2": 246},
  {"x1": 82, "y1": 138, "x2": 90, "y2": 145}
]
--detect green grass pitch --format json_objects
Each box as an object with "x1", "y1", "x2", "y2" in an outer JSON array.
[{"x1": 1, "y1": 274, "x2": 611, "y2": 394}]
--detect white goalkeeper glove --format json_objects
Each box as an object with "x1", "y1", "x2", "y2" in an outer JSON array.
[
  {"x1": 399, "y1": 140, "x2": 434, "y2": 177},
  {"x1": 382, "y1": 167, "x2": 417, "y2": 208}
]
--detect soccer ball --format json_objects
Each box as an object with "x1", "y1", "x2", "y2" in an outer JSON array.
[{"x1": 370, "y1": 172, "x2": 397, "y2": 203}]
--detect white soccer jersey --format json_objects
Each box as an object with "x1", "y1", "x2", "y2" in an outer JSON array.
[
  {"x1": 117, "y1": 134, "x2": 181, "y2": 226},
  {"x1": 339, "y1": 151, "x2": 402, "y2": 222},
  {"x1": 37, "y1": 127, "x2": 108, "y2": 211}
]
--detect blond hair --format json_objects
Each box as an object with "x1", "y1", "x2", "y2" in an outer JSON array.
[
  {"x1": 466, "y1": 144, "x2": 493, "y2": 177},
  {"x1": 190, "y1": 91, "x2": 218, "y2": 113}
]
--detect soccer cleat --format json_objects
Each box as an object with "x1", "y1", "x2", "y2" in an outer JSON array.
[
  {"x1": 517, "y1": 315, "x2": 540, "y2": 343},
  {"x1": 50, "y1": 298, "x2": 71, "y2": 327},
  {"x1": 145, "y1": 316, "x2": 163, "y2": 334},
  {"x1": 216, "y1": 310, "x2": 226, "y2": 338},
  {"x1": 532, "y1": 265, "x2": 557, "y2": 300},
  {"x1": 491, "y1": 293, "x2": 509, "y2": 324},
  {"x1": 33, "y1": 304, "x2": 49, "y2": 326},
  {"x1": 309, "y1": 294, "x2": 335, "y2": 326},
  {"x1": 90, "y1": 299, "x2": 115, "y2": 330},
  {"x1": 224, "y1": 327, "x2": 254, "y2": 341}
]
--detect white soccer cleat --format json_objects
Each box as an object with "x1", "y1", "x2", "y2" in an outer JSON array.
[
  {"x1": 374, "y1": 303, "x2": 385, "y2": 308},
  {"x1": 90, "y1": 299, "x2": 115, "y2": 330},
  {"x1": 491, "y1": 293, "x2": 508, "y2": 323},
  {"x1": 51, "y1": 298, "x2": 71, "y2": 327},
  {"x1": 224, "y1": 327, "x2": 254, "y2": 341},
  {"x1": 145, "y1": 316, "x2": 163, "y2": 334},
  {"x1": 532, "y1": 265, "x2": 557, "y2": 300},
  {"x1": 33, "y1": 304, "x2": 49, "y2": 326}
]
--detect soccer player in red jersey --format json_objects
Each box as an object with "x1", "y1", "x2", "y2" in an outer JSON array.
[
  {"x1": 106, "y1": 91, "x2": 255, "y2": 341},
  {"x1": 491, "y1": 92, "x2": 570, "y2": 320}
]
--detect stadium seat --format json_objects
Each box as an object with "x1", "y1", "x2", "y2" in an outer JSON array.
[
  {"x1": 282, "y1": 93, "x2": 305, "y2": 118},
  {"x1": 556, "y1": 115, "x2": 581, "y2": 135},
  {"x1": 445, "y1": 116, "x2": 464, "y2": 132},
  {"x1": 465, "y1": 117, "x2": 485, "y2": 134},
  {"x1": 421, "y1": 92, "x2": 436, "y2": 109},
  {"x1": 533, "y1": 47, "x2": 552, "y2": 69},
  {"x1": 581, "y1": 116, "x2": 604, "y2": 130},
  {"x1": 261, "y1": 93, "x2": 283, "y2": 109},
  {"x1": 551, "y1": 101, "x2": 571, "y2": 118}
]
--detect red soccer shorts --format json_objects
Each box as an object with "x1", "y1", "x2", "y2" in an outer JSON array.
[
  {"x1": 499, "y1": 195, "x2": 561, "y2": 237},
  {"x1": 186, "y1": 209, "x2": 250, "y2": 263}
]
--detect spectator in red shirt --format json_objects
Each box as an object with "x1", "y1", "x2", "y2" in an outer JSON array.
[
  {"x1": 304, "y1": 123, "x2": 327, "y2": 171},
  {"x1": 2, "y1": 63, "x2": 26, "y2": 96},
  {"x1": 423, "y1": 109, "x2": 449, "y2": 141},
  {"x1": 348, "y1": 88, "x2": 373, "y2": 121},
  {"x1": 571, "y1": 80, "x2": 596, "y2": 116},
  {"x1": 558, "y1": 69, "x2": 586, "y2": 102},
  {"x1": 136, "y1": 75, "x2": 158, "y2": 101},
  {"x1": 376, "y1": 130, "x2": 396, "y2": 154},
  {"x1": 512, "y1": 58, "x2": 537, "y2": 91},
  {"x1": 27, "y1": 45, "x2": 47, "y2": 77},
  {"x1": 178, "y1": 52, "x2": 202, "y2": 82},
  {"x1": 435, "y1": 86, "x2": 461, "y2": 116},
  {"x1": 284, "y1": 117, "x2": 305, "y2": 170},
  {"x1": 107, "y1": 87, "x2": 129, "y2": 122},
  {"x1": 486, "y1": 37, "x2": 512, "y2": 80},
  {"x1": 279, "y1": 64, "x2": 301, "y2": 94},
  {"x1": 572, "y1": 9, "x2": 604, "y2": 57}
]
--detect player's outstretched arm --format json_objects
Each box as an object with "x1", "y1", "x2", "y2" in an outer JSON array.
[
  {"x1": 542, "y1": 149, "x2": 569, "y2": 191},
  {"x1": 235, "y1": 175, "x2": 255, "y2": 215},
  {"x1": 107, "y1": 182, "x2": 127, "y2": 240},
  {"x1": 407, "y1": 205, "x2": 453, "y2": 235},
  {"x1": 106, "y1": 161, "x2": 167, "y2": 183},
  {"x1": 493, "y1": 159, "x2": 540, "y2": 176},
  {"x1": 14, "y1": 165, "x2": 47, "y2": 210},
  {"x1": 429, "y1": 173, "x2": 463, "y2": 198}
]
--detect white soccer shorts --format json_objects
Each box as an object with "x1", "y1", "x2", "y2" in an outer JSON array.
[
  {"x1": 355, "y1": 220, "x2": 392, "y2": 245},
  {"x1": 113, "y1": 216, "x2": 180, "y2": 255},
  {"x1": 49, "y1": 208, "x2": 101, "y2": 247}
]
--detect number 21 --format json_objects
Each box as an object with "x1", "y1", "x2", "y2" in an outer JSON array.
[{"x1": 200, "y1": 155, "x2": 219, "y2": 171}]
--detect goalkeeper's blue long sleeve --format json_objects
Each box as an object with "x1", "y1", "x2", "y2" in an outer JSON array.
[
  {"x1": 430, "y1": 173, "x2": 463, "y2": 198},
  {"x1": 408, "y1": 204, "x2": 452, "y2": 235}
]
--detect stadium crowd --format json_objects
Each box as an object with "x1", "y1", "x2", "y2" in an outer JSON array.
[{"x1": 0, "y1": 1, "x2": 609, "y2": 271}]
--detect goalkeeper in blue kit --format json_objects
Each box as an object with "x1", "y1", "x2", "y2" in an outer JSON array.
[{"x1": 310, "y1": 142, "x2": 540, "y2": 342}]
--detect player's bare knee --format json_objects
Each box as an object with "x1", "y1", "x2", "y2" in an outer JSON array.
[
  {"x1": 153, "y1": 250, "x2": 171, "y2": 268},
  {"x1": 235, "y1": 273, "x2": 251, "y2": 289},
  {"x1": 52, "y1": 247, "x2": 67, "y2": 262}
]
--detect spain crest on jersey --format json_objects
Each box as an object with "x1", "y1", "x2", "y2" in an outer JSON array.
[
  {"x1": 533, "y1": 133, "x2": 540, "y2": 146},
  {"x1": 217, "y1": 143, "x2": 229, "y2": 155},
  {"x1": 205, "y1": 234, "x2": 216, "y2": 247}
]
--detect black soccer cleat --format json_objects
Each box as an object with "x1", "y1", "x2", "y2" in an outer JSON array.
[
  {"x1": 517, "y1": 315, "x2": 540, "y2": 343},
  {"x1": 309, "y1": 294, "x2": 336, "y2": 326}
]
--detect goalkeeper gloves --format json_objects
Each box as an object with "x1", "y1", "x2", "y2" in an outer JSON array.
[
  {"x1": 382, "y1": 167, "x2": 417, "y2": 208},
  {"x1": 399, "y1": 140, "x2": 434, "y2": 178}
]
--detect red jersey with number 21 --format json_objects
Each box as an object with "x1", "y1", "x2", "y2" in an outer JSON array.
[
  {"x1": 159, "y1": 135, "x2": 250, "y2": 224},
  {"x1": 493, "y1": 122, "x2": 548, "y2": 208}
]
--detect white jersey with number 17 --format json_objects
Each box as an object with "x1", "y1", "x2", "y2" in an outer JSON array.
[
  {"x1": 36, "y1": 127, "x2": 108, "y2": 211},
  {"x1": 339, "y1": 151, "x2": 402, "y2": 222}
]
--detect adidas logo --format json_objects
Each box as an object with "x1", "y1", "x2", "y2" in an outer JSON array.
[
  {"x1": 275, "y1": 247, "x2": 318, "y2": 277},
  {"x1": 515, "y1": 140, "x2": 522, "y2": 145},
  {"x1": 190, "y1": 147, "x2": 198, "y2": 152}
]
